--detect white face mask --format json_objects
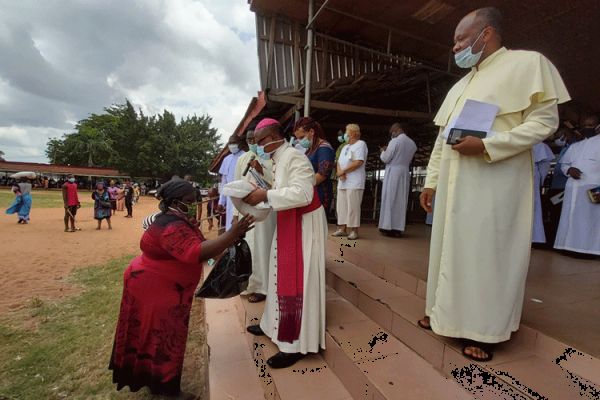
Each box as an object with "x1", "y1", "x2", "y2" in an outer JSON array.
[
  {"x1": 454, "y1": 29, "x2": 486, "y2": 69},
  {"x1": 228, "y1": 144, "x2": 239, "y2": 154}
]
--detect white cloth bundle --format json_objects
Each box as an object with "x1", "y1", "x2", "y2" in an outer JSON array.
[{"x1": 222, "y1": 180, "x2": 272, "y2": 222}]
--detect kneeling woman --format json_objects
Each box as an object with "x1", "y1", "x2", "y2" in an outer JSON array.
[{"x1": 109, "y1": 178, "x2": 254, "y2": 395}]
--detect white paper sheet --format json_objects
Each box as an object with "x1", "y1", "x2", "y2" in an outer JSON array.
[{"x1": 443, "y1": 99, "x2": 499, "y2": 140}]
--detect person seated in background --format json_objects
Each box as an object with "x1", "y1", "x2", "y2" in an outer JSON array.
[{"x1": 110, "y1": 177, "x2": 254, "y2": 396}]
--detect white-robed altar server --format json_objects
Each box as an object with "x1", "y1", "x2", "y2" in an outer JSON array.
[
  {"x1": 243, "y1": 118, "x2": 327, "y2": 369},
  {"x1": 219, "y1": 134, "x2": 246, "y2": 231},
  {"x1": 378, "y1": 123, "x2": 417, "y2": 237},
  {"x1": 418, "y1": 7, "x2": 569, "y2": 362},
  {"x1": 532, "y1": 141, "x2": 555, "y2": 243},
  {"x1": 233, "y1": 130, "x2": 277, "y2": 303},
  {"x1": 554, "y1": 127, "x2": 600, "y2": 256}
]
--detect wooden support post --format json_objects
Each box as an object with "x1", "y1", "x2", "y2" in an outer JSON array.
[
  {"x1": 304, "y1": 0, "x2": 315, "y2": 116},
  {"x1": 265, "y1": 16, "x2": 276, "y2": 89}
]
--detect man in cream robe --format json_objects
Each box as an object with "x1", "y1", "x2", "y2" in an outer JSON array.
[
  {"x1": 554, "y1": 131, "x2": 600, "y2": 255},
  {"x1": 233, "y1": 131, "x2": 277, "y2": 301},
  {"x1": 419, "y1": 7, "x2": 569, "y2": 360},
  {"x1": 243, "y1": 119, "x2": 327, "y2": 369},
  {"x1": 532, "y1": 142, "x2": 555, "y2": 243},
  {"x1": 378, "y1": 123, "x2": 417, "y2": 236}
]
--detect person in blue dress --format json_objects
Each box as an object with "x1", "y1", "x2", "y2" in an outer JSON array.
[
  {"x1": 6, "y1": 178, "x2": 32, "y2": 224},
  {"x1": 293, "y1": 117, "x2": 336, "y2": 217}
]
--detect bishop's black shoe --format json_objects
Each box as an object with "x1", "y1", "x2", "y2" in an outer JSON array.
[
  {"x1": 266, "y1": 352, "x2": 305, "y2": 369},
  {"x1": 246, "y1": 324, "x2": 265, "y2": 336}
]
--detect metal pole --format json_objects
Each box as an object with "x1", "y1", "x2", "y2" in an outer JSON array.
[{"x1": 304, "y1": 0, "x2": 315, "y2": 117}]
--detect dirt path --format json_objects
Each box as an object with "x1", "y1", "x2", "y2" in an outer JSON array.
[{"x1": 0, "y1": 196, "x2": 218, "y2": 315}]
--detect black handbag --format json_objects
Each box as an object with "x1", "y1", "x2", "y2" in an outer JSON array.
[{"x1": 195, "y1": 239, "x2": 252, "y2": 299}]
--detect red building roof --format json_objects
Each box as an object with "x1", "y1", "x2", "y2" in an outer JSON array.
[{"x1": 0, "y1": 161, "x2": 129, "y2": 178}]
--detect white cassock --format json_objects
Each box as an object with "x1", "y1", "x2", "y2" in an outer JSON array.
[
  {"x1": 378, "y1": 134, "x2": 417, "y2": 231},
  {"x1": 259, "y1": 142, "x2": 327, "y2": 354},
  {"x1": 554, "y1": 134, "x2": 600, "y2": 255},
  {"x1": 532, "y1": 142, "x2": 555, "y2": 243},
  {"x1": 233, "y1": 151, "x2": 277, "y2": 295},
  {"x1": 219, "y1": 150, "x2": 245, "y2": 231}
]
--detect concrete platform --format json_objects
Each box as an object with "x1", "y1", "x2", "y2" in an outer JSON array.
[
  {"x1": 327, "y1": 223, "x2": 600, "y2": 358},
  {"x1": 326, "y1": 225, "x2": 600, "y2": 399}
]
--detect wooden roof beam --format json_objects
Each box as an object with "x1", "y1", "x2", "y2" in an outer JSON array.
[{"x1": 268, "y1": 94, "x2": 431, "y2": 120}]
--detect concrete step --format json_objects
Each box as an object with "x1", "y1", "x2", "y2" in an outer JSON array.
[
  {"x1": 325, "y1": 252, "x2": 600, "y2": 399},
  {"x1": 326, "y1": 234, "x2": 600, "y2": 386},
  {"x1": 323, "y1": 288, "x2": 477, "y2": 400},
  {"x1": 236, "y1": 295, "x2": 353, "y2": 400},
  {"x1": 205, "y1": 297, "x2": 265, "y2": 400}
]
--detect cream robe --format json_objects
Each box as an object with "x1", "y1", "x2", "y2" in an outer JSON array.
[
  {"x1": 260, "y1": 142, "x2": 327, "y2": 354},
  {"x1": 233, "y1": 151, "x2": 277, "y2": 295},
  {"x1": 378, "y1": 134, "x2": 417, "y2": 231},
  {"x1": 424, "y1": 47, "x2": 570, "y2": 343},
  {"x1": 554, "y1": 134, "x2": 600, "y2": 255}
]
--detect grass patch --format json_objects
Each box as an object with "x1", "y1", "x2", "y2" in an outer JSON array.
[
  {"x1": 0, "y1": 190, "x2": 93, "y2": 209},
  {"x1": 0, "y1": 256, "x2": 207, "y2": 399}
]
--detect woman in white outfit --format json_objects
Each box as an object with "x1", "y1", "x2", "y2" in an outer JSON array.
[{"x1": 333, "y1": 124, "x2": 368, "y2": 240}]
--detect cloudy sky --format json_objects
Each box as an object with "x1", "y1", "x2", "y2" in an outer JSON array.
[{"x1": 0, "y1": 0, "x2": 260, "y2": 162}]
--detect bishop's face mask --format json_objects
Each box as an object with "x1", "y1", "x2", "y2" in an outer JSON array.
[{"x1": 454, "y1": 28, "x2": 487, "y2": 69}]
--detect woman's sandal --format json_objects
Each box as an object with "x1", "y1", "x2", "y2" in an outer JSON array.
[
  {"x1": 417, "y1": 316, "x2": 432, "y2": 330},
  {"x1": 462, "y1": 341, "x2": 494, "y2": 362}
]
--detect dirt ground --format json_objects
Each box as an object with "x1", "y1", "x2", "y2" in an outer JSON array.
[{"x1": 0, "y1": 195, "x2": 216, "y2": 315}]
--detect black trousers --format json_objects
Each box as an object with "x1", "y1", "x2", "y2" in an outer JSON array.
[{"x1": 125, "y1": 199, "x2": 133, "y2": 216}]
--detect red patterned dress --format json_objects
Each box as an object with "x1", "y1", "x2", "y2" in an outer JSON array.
[{"x1": 109, "y1": 213, "x2": 204, "y2": 395}]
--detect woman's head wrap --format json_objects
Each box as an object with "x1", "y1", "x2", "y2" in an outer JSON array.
[{"x1": 156, "y1": 177, "x2": 196, "y2": 212}]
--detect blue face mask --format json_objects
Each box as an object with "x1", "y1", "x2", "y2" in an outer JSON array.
[
  {"x1": 299, "y1": 137, "x2": 312, "y2": 149},
  {"x1": 68, "y1": 178, "x2": 75, "y2": 183},
  {"x1": 249, "y1": 143, "x2": 258, "y2": 154},
  {"x1": 337, "y1": 135, "x2": 345, "y2": 143},
  {"x1": 256, "y1": 139, "x2": 284, "y2": 160},
  {"x1": 454, "y1": 29, "x2": 486, "y2": 69},
  {"x1": 343, "y1": 132, "x2": 350, "y2": 142},
  {"x1": 228, "y1": 144, "x2": 239, "y2": 154}
]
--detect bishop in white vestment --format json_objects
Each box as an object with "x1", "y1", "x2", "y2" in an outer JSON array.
[{"x1": 243, "y1": 119, "x2": 327, "y2": 369}]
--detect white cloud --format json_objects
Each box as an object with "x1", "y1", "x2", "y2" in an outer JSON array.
[{"x1": 0, "y1": 0, "x2": 260, "y2": 163}]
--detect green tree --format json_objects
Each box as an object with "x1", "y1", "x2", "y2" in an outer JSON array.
[{"x1": 45, "y1": 100, "x2": 222, "y2": 184}]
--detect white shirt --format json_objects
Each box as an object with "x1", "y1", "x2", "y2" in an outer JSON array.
[{"x1": 338, "y1": 140, "x2": 368, "y2": 190}]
